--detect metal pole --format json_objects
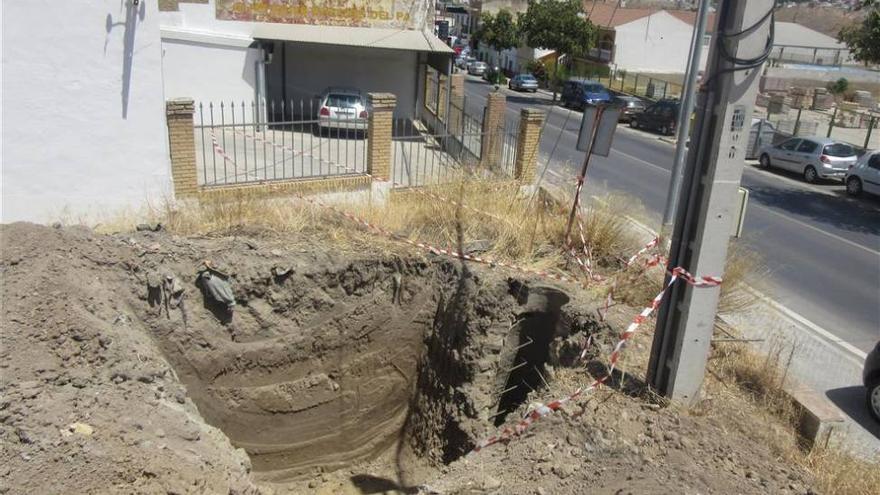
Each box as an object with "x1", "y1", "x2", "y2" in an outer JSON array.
[
  {"x1": 865, "y1": 117, "x2": 875, "y2": 150},
  {"x1": 660, "y1": 0, "x2": 712, "y2": 237},
  {"x1": 648, "y1": 0, "x2": 774, "y2": 403},
  {"x1": 565, "y1": 107, "x2": 605, "y2": 240},
  {"x1": 793, "y1": 107, "x2": 802, "y2": 136},
  {"x1": 827, "y1": 106, "x2": 838, "y2": 138}
]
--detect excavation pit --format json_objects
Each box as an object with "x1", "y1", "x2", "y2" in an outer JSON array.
[{"x1": 137, "y1": 253, "x2": 596, "y2": 488}]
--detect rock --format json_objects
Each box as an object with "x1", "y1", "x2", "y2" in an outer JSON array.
[
  {"x1": 552, "y1": 463, "x2": 574, "y2": 479},
  {"x1": 179, "y1": 424, "x2": 200, "y2": 441},
  {"x1": 69, "y1": 422, "x2": 94, "y2": 436},
  {"x1": 536, "y1": 488, "x2": 548, "y2": 495},
  {"x1": 481, "y1": 475, "x2": 501, "y2": 490},
  {"x1": 15, "y1": 428, "x2": 33, "y2": 444},
  {"x1": 70, "y1": 376, "x2": 89, "y2": 389},
  {"x1": 135, "y1": 223, "x2": 162, "y2": 232},
  {"x1": 174, "y1": 390, "x2": 186, "y2": 404}
]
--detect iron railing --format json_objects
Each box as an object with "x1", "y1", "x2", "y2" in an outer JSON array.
[{"x1": 194, "y1": 99, "x2": 367, "y2": 187}]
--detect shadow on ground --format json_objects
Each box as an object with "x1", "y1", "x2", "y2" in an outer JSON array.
[
  {"x1": 825, "y1": 386, "x2": 880, "y2": 442},
  {"x1": 744, "y1": 181, "x2": 880, "y2": 237}
]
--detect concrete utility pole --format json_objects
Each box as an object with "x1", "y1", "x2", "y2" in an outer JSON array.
[
  {"x1": 647, "y1": 0, "x2": 775, "y2": 403},
  {"x1": 660, "y1": 0, "x2": 712, "y2": 236}
]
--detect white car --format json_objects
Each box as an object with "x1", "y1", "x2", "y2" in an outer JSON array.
[
  {"x1": 467, "y1": 61, "x2": 488, "y2": 76},
  {"x1": 316, "y1": 87, "x2": 368, "y2": 132},
  {"x1": 845, "y1": 149, "x2": 880, "y2": 197}
]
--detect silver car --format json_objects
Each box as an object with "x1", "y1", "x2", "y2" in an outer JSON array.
[
  {"x1": 845, "y1": 149, "x2": 880, "y2": 197},
  {"x1": 759, "y1": 137, "x2": 857, "y2": 183},
  {"x1": 467, "y1": 61, "x2": 488, "y2": 76},
  {"x1": 316, "y1": 87, "x2": 368, "y2": 131},
  {"x1": 509, "y1": 74, "x2": 539, "y2": 92},
  {"x1": 864, "y1": 340, "x2": 880, "y2": 422}
]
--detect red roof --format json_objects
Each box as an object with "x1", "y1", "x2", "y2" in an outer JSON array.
[{"x1": 583, "y1": 1, "x2": 716, "y2": 32}]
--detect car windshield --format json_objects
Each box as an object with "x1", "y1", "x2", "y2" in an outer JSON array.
[
  {"x1": 823, "y1": 143, "x2": 854, "y2": 157},
  {"x1": 521, "y1": 75, "x2": 537, "y2": 81},
  {"x1": 584, "y1": 84, "x2": 605, "y2": 93},
  {"x1": 326, "y1": 94, "x2": 362, "y2": 108}
]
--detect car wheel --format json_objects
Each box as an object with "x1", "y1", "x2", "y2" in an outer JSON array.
[
  {"x1": 630, "y1": 119, "x2": 638, "y2": 129},
  {"x1": 867, "y1": 375, "x2": 880, "y2": 423},
  {"x1": 803, "y1": 166, "x2": 818, "y2": 183},
  {"x1": 846, "y1": 176, "x2": 863, "y2": 197},
  {"x1": 759, "y1": 153, "x2": 771, "y2": 169}
]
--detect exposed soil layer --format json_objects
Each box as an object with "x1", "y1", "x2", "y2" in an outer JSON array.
[{"x1": 0, "y1": 223, "x2": 817, "y2": 494}]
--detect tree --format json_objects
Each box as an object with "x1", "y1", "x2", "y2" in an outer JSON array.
[
  {"x1": 827, "y1": 77, "x2": 849, "y2": 97},
  {"x1": 838, "y1": 3, "x2": 880, "y2": 65},
  {"x1": 474, "y1": 9, "x2": 520, "y2": 54},
  {"x1": 518, "y1": 0, "x2": 596, "y2": 100}
]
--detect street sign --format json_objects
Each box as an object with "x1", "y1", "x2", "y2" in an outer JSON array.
[{"x1": 576, "y1": 105, "x2": 621, "y2": 156}]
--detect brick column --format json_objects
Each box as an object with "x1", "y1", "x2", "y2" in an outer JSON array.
[
  {"x1": 481, "y1": 91, "x2": 507, "y2": 169},
  {"x1": 165, "y1": 98, "x2": 198, "y2": 197},
  {"x1": 514, "y1": 108, "x2": 546, "y2": 183},
  {"x1": 448, "y1": 73, "x2": 465, "y2": 135},
  {"x1": 367, "y1": 93, "x2": 396, "y2": 181}
]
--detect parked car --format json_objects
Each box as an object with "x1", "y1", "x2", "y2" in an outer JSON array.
[
  {"x1": 509, "y1": 74, "x2": 539, "y2": 92},
  {"x1": 845, "y1": 149, "x2": 880, "y2": 197},
  {"x1": 560, "y1": 80, "x2": 612, "y2": 109},
  {"x1": 467, "y1": 61, "x2": 488, "y2": 76},
  {"x1": 316, "y1": 87, "x2": 368, "y2": 132},
  {"x1": 456, "y1": 56, "x2": 475, "y2": 69},
  {"x1": 611, "y1": 95, "x2": 646, "y2": 122},
  {"x1": 629, "y1": 99, "x2": 679, "y2": 135},
  {"x1": 759, "y1": 137, "x2": 857, "y2": 183},
  {"x1": 864, "y1": 340, "x2": 880, "y2": 422}
]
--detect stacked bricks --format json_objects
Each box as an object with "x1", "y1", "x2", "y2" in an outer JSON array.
[
  {"x1": 448, "y1": 73, "x2": 465, "y2": 135},
  {"x1": 165, "y1": 98, "x2": 198, "y2": 197},
  {"x1": 367, "y1": 93, "x2": 396, "y2": 181},
  {"x1": 514, "y1": 108, "x2": 546, "y2": 183},
  {"x1": 481, "y1": 91, "x2": 507, "y2": 170}
]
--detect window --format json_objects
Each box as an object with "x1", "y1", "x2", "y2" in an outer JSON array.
[
  {"x1": 823, "y1": 143, "x2": 854, "y2": 157},
  {"x1": 779, "y1": 139, "x2": 801, "y2": 151},
  {"x1": 868, "y1": 154, "x2": 880, "y2": 170},
  {"x1": 326, "y1": 94, "x2": 362, "y2": 109},
  {"x1": 796, "y1": 140, "x2": 818, "y2": 153}
]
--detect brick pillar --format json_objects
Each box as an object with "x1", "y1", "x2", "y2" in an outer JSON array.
[
  {"x1": 367, "y1": 93, "x2": 396, "y2": 181},
  {"x1": 448, "y1": 73, "x2": 465, "y2": 135},
  {"x1": 481, "y1": 91, "x2": 507, "y2": 169},
  {"x1": 514, "y1": 108, "x2": 546, "y2": 182},
  {"x1": 165, "y1": 98, "x2": 198, "y2": 197}
]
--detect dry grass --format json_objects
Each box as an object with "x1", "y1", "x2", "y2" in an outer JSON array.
[{"x1": 708, "y1": 335, "x2": 880, "y2": 495}]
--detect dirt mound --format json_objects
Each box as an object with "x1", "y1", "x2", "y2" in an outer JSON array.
[{"x1": 0, "y1": 223, "x2": 815, "y2": 494}]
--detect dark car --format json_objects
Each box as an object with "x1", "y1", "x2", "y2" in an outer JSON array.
[
  {"x1": 612, "y1": 95, "x2": 646, "y2": 122},
  {"x1": 864, "y1": 341, "x2": 880, "y2": 422},
  {"x1": 560, "y1": 80, "x2": 612, "y2": 110},
  {"x1": 629, "y1": 99, "x2": 680, "y2": 135}
]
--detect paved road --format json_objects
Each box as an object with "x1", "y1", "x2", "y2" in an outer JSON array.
[{"x1": 462, "y1": 76, "x2": 880, "y2": 354}]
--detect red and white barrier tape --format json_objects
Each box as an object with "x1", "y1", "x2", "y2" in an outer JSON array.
[{"x1": 472, "y1": 267, "x2": 721, "y2": 453}]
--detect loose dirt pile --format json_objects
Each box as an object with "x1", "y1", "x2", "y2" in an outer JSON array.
[{"x1": 0, "y1": 223, "x2": 815, "y2": 494}]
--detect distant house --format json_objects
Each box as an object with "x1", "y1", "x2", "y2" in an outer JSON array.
[{"x1": 581, "y1": 3, "x2": 716, "y2": 74}]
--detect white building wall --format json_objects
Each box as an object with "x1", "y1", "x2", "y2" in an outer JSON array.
[
  {"x1": 614, "y1": 12, "x2": 707, "y2": 74},
  {"x1": 162, "y1": 38, "x2": 262, "y2": 105},
  {"x1": 1, "y1": 0, "x2": 170, "y2": 223}
]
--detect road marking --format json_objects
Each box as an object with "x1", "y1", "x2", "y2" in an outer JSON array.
[{"x1": 750, "y1": 202, "x2": 880, "y2": 256}]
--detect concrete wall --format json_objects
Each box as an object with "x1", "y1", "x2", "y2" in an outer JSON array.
[
  {"x1": 614, "y1": 12, "x2": 709, "y2": 74},
  {"x1": 1, "y1": 0, "x2": 171, "y2": 223},
  {"x1": 162, "y1": 38, "x2": 262, "y2": 105},
  {"x1": 266, "y1": 43, "x2": 418, "y2": 119}
]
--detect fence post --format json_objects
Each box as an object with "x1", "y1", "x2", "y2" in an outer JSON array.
[
  {"x1": 367, "y1": 93, "x2": 396, "y2": 181},
  {"x1": 634, "y1": 74, "x2": 640, "y2": 95},
  {"x1": 827, "y1": 106, "x2": 838, "y2": 138},
  {"x1": 481, "y1": 90, "x2": 507, "y2": 169},
  {"x1": 438, "y1": 73, "x2": 449, "y2": 121},
  {"x1": 165, "y1": 98, "x2": 198, "y2": 197},
  {"x1": 448, "y1": 73, "x2": 465, "y2": 136},
  {"x1": 865, "y1": 116, "x2": 876, "y2": 150},
  {"x1": 794, "y1": 107, "x2": 803, "y2": 136},
  {"x1": 514, "y1": 108, "x2": 546, "y2": 182}
]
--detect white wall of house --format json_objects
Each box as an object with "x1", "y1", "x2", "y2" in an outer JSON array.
[
  {"x1": 162, "y1": 37, "x2": 262, "y2": 105},
  {"x1": 1, "y1": 0, "x2": 170, "y2": 223},
  {"x1": 613, "y1": 12, "x2": 709, "y2": 73},
  {"x1": 479, "y1": 45, "x2": 553, "y2": 74}
]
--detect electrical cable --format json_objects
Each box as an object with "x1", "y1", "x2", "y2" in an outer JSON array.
[{"x1": 702, "y1": 3, "x2": 778, "y2": 90}]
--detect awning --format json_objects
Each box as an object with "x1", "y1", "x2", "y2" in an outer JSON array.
[{"x1": 253, "y1": 23, "x2": 454, "y2": 54}]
